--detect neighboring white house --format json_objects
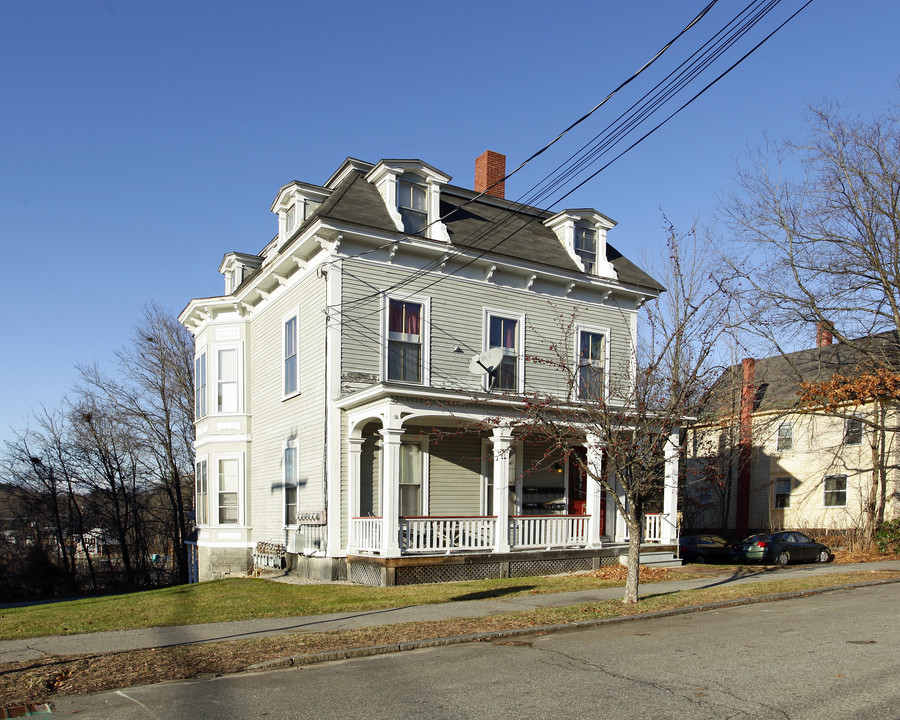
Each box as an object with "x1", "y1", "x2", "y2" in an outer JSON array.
[
  {"x1": 179, "y1": 151, "x2": 678, "y2": 585},
  {"x1": 685, "y1": 330, "x2": 900, "y2": 539}
]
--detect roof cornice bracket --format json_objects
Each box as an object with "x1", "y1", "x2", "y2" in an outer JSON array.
[
  {"x1": 486, "y1": 264, "x2": 497, "y2": 283},
  {"x1": 525, "y1": 273, "x2": 537, "y2": 291},
  {"x1": 565, "y1": 282, "x2": 576, "y2": 296}
]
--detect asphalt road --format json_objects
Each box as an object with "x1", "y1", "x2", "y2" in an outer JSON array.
[{"x1": 52, "y1": 581, "x2": 900, "y2": 719}]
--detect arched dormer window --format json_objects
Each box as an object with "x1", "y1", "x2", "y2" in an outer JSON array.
[
  {"x1": 397, "y1": 174, "x2": 428, "y2": 235},
  {"x1": 366, "y1": 160, "x2": 451, "y2": 242},
  {"x1": 544, "y1": 210, "x2": 617, "y2": 279}
]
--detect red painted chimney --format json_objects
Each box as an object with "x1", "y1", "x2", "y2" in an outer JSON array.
[
  {"x1": 736, "y1": 358, "x2": 755, "y2": 539},
  {"x1": 816, "y1": 322, "x2": 834, "y2": 348},
  {"x1": 475, "y1": 150, "x2": 505, "y2": 199}
]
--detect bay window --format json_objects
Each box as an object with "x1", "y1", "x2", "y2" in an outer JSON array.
[
  {"x1": 217, "y1": 347, "x2": 239, "y2": 414},
  {"x1": 217, "y1": 457, "x2": 240, "y2": 524}
]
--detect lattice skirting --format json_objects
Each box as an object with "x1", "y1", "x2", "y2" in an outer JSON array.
[
  {"x1": 395, "y1": 562, "x2": 502, "y2": 586},
  {"x1": 508, "y1": 556, "x2": 593, "y2": 578},
  {"x1": 350, "y1": 561, "x2": 383, "y2": 587}
]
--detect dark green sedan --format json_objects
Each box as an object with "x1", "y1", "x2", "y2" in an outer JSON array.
[{"x1": 730, "y1": 531, "x2": 833, "y2": 565}]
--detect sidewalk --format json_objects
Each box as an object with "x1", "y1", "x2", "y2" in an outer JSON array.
[{"x1": 3, "y1": 560, "x2": 898, "y2": 665}]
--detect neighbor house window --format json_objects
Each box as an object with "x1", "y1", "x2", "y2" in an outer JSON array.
[
  {"x1": 824, "y1": 475, "x2": 847, "y2": 507},
  {"x1": 776, "y1": 423, "x2": 793, "y2": 451},
  {"x1": 487, "y1": 313, "x2": 522, "y2": 391},
  {"x1": 217, "y1": 457, "x2": 240, "y2": 524},
  {"x1": 845, "y1": 416, "x2": 863, "y2": 445},
  {"x1": 217, "y1": 347, "x2": 239, "y2": 413},
  {"x1": 574, "y1": 223, "x2": 597, "y2": 273},
  {"x1": 195, "y1": 352, "x2": 207, "y2": 419},
  {"x1": 195, "y1": 459, "x2": 208, "y2": 525},
  {"x1": 399, "y1": 442, "x2": 423, "y2": 517},
  {"x1": 397, "y1": 175, "x2": 427, "y2": 235},
  {"x1": 774, "y1": 477, "x2": 791, "y2": 508},
  {"x1": 576, "y1": 329, "x2": 605, "y2": 399},
  {"x1": 284, "y1": 315, "x2": 299, "y2": 396},
  {"x1": 387, "y1": 299, "x2": 424, "y2": 383},
  {"x1": 284, "y1": 443, "x2": 298, "y2": 527}
]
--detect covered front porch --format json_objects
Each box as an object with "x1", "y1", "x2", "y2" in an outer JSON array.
[{"x1": 341, "y1": 392, "x2": 679, "y2": 568}]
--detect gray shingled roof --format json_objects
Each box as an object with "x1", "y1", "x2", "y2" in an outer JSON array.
[
  {"x1": 704, "y1": 331, "x2": 900, "y2": 416},
  {"x1": 313, "y1": 168, "x2": 663, "y2": 293}
]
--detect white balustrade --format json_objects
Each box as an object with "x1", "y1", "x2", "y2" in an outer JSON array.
[
  {"x1": 401, "y1": 517, "x2": 496, "y2": 553},
  {"x1": 353, "y1": 517, "x2": 383, "y2": 553},
  {"x1": 643, "y1": 513, "x2": 662, "y2": 543},
  {"x1": 510, "y1": 515, "x2": 588, "y2": 549}
]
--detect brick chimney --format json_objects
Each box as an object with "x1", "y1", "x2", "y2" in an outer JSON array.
[
  {"x1": 475, "y1": 150, "x2": 505, "y2": 199},
  {"x1": 736, "y1": 358, "x2": 755, "y2": 539},
  {"x1": 816, "y1": 322, "x2": 834, "y2": 348}
]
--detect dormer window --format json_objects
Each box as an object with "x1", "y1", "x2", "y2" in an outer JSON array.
[
  {"x1": 285, "y1": 203, "x2": 297, "y2": 236},
  {"x1": 574, "y1": 223, "x2": 597, "y2": 274},
  {"x1": 397, "y1": 175, "x2": 428, "y2": 235},
  {"x1": 366, "y1": 160, "x2": 451, "y2": 242},
  {"x1": 270, "y1": 181, "x2": 330, "y2": 246},
  {"x1": 544, "y1": 210, "x2": 617, "y2": 279}
]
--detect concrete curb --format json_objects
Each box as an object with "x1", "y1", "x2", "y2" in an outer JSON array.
[{"x1": 246, "y1": 577, "x2": 900, "y2": 671}]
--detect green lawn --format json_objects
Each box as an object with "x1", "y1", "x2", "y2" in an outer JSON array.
[{"x1": 0, "y1": 572, "x2": 698, "y2": 641}]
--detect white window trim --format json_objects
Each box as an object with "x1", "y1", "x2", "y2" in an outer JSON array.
[
  {"x1": 776, "y1": 422, "x2": 793, "y2": 452},
  {"x1": 823, "y1": 474, "x2": 848, "y2": 508},
  {"x1": 214, "y1": 342, "x2": 244, "y2": 415},
  {"x1": 573, "y1": 324, "x2": 611, "y2": 401},
  {"x1": 282, "y1": 310, "x2": 300, "y2": 400},
  {"x1": 195, "y1": 351, "x2": 208, "y2": 420},
  {"x1": 381, "y1": 294, "x2": 431, "y2": 386},
  {"x1": 483, "y1": 308, "x2": 526, "y2": 394},
  {"x1": 365, "y1": 161, "x2": 451, "y2": 242},
  {"x1": 399, "y1": 436, "x2": 430, "y2": 517},
  {"x1": 213, "y1": 452, "x2": 245, "y2": 526},
  {"x1": 195, "y1": 456, "x2": 209, "y2": 526},
  {"x1": 283, "y1": 440, "x2": 299, "y2": 529}
]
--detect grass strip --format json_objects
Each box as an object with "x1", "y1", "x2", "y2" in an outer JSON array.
[{"x1": 1, "y1": 569, "x2": 897, "y2": 708}]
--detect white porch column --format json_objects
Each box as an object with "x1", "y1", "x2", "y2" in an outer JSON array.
[
  {"x1": 585, "y1": 433, "x2": 604, "y2": 548},
  {"x1": 491, "y1": 426, "x2": 514, "y2": 554},
  {"x1": 662, "y1": 428, "x2": 680, "y2": 544},
  {"x1": 614, "y1": 475, "x2": 629, "y2": 543},
  {"x1": 346, "y1": 437, "x2": 364, "y2": 554},
  {"x1": 379, "y1": 427, "x2": 404, "y2": 558}
]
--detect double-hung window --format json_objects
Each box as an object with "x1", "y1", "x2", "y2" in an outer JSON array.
[
  {"x1": 217, "y1": 348, "x2": 239, "y2": 414},
  {"x1": 195, "y1": 459, "x2": 208, "y2": 525},
  {"x1": 824, "y1": 475, "x2": 847, "y2": 507},
  {"x1": 218, "y1": 457, "x2": 240, "y2": 524},
  {"x1": 399, "y1": 442, "x2": 423, "y2": 517},
  {"x1": 397, "y1": 175, "x2": 427, "y2": 235},
  {"x1": 284, "y1": 314, "x2": 299, "y2": 397},
  {"x1": 844, "y1": 416, "x2": 863, "y2": 445},
  {"x1": 576, "y1": 329, "x2": 606, "y2": 400},
  {"x1": 574, "y1": 223, "x2": 597, "y2": 273},
  {"x1": 386, "y1": 297, "x2": 426, "y2": 383},
  {"x1": 487, "y1": 313, "x2": 522, "y2": 392},
  {"x1": 774, "y1": 477, "x2": 791, "y2": 508},
  {"x1": 776, "y1": 423, "x2": 793, "y2": 451},
  {"x1": 284, "y1": 442, "x2": 298, "y2": 527},
  {"x1": 195, "y1": 352, "x2": 207, "y2": 419},
  {"x1": 285, "y1": 203, "x2": 296, "y2": 236}
]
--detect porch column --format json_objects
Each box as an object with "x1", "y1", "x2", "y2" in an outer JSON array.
[
  {"x1": 585, "y1": 433, "x2": 604, "y2": 548},
  {"x1": 346, "y1": 437, "x2": 364, "y2": 553},
  {"x1": 491, "y1": 426, "x2": 514, "y2": 554},
  {"x1": 614, "y1": 476, "x2": 628, "y2": 543},
  {"x1": 379, "y1": 427, "x2": 404, "y2": 558},
  {"x1": 662, "y1": 428, "x2": 680, "y2": 544}
]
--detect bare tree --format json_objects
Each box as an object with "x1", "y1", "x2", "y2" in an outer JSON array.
[
  {"x1": 79, "y1": 302, "x2": 196, "y2": 582},
  {"x1": 515, "y1": 224, "x2": 736, "y2": 603},
  {"x1": 723, "y1": 96, "x2": 900, "y2": 539}
]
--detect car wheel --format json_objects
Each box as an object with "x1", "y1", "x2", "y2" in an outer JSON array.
[
  {"x1": 776, "y1": 551, "x2": 790, "y2": 566},
  {"x1": 817, "y1": 548, "x2": 831, "y2": 563}
]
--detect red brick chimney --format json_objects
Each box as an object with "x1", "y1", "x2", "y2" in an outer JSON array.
[
  {"x1": 816, "y1": 322, "x2": 834, "y2": 348},
  {"x1": 736, "y1": 358, "x2": 755, "y2": 539},
  {"x1": 475, "y1": 150, "x2": 505, "y2": 199}
]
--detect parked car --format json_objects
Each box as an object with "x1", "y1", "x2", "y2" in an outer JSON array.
[
  {"x1": 679, "y1": 535, "x2": 733, "y2": 564},
  {"x1": 730, "y1": 531, "x2": 832, "y2": 565}
]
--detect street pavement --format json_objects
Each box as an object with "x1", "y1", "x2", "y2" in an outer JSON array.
[{"x1": 2, "y1": 559, "x2": 898, "y2": 665}]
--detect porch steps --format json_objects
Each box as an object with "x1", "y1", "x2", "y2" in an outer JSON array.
[{"x1": 619, "y1": 551, "x2": 683, "y2": 568}]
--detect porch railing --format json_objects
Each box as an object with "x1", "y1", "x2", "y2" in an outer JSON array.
[
  {"x1": 510, "y1": 515, "x2": 589, "y2": 550},
  {"x1": 638, "y1": 513, "x2": 677, "y2": 543},
  {"x1": 353, "y1": 517, "x2": 383, "y2": 553},
  {"x1": 401, "y1": 517, "x2": 496, "y2": 554}
]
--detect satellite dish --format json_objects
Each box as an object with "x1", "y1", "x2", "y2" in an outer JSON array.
[{"x1": 468, "y1": 347, "x2": 505, "y2": 375}]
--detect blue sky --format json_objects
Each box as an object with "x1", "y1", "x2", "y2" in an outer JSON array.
[{"x1": 2, "y1": 0, "x2": 899, "y2": 443}]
